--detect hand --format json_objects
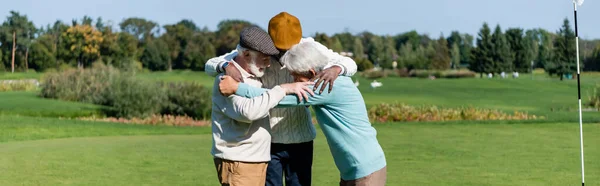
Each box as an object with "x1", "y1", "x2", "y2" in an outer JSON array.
[
  {"x1": 311, "y1": 66, "x2": 342, "y2": 94},
  {"x1": 225, "y1": 62, "x2": 244, "y2": 83},
  {"x1": 219, "y1": 75, "x2": 239, "y2": 97},
  {"x1": 280, "y1": 81, "x2": 315, "y2": 102}
]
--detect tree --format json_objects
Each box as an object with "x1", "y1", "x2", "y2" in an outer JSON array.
[
  {"x1": 430, "y1": 35, "x2": 451, "y2": 70},
  {"x1": 380, "y1": 36, "x2": 397, "y2": 69},
  {"x1": 181, "y1": 34, "x2": 215, "y2": 71},
  {"x1": 397, "y1": 43, "x2": 416, "y2": 70},
  {"x1": 332, "y1": 32, "x2": 355, "y2": 52},
  {"x1": 29, "y1": 34, "x2": 55, "y2": 71},
  {"x1": 447, "y1": 31, "x2": 462, "y2": 49},
  {"x1": 524, "y1": 29, "x2": 540, "y2": 71},
  {"x1": 119, "y1": 17, "x2": 159, "y2": 42},
  {"x1": 214, "y1": 20, "x2": 256, "y2": 55},
  {"x1": 491, "y1": 25, "x2": 513, "y2": 73},
  {"x1": 537, "y1": 29, "x2": 554, "y2": 69},
  {"x1": 352, "y1": 37, "x2": 365, "y2": 60},
  {"x1": 330, "y1": 37, "x2": 344, "y2": 52},
  {"x1": 547, "y1": 18, "x2": 577, "y2": 80},
  {"x1": 314, "y1": 32, "x2": 331, "y2": 47},
  {"x1": 366, "y1": 36, "x2": 385, "y2": 67},
  {"x1": 1, "y1": 11, "x2": 36, "y2": 73},
  {"x1": 461, "y1": 34, "x2": 474, "y2": 66},
  {"x1": 451, "y1": 42, "x2": 460, "y2": 69},
  {"x1": 470, "y1": 23, "x2": 494, "y2": 77},
  {"x1": 506, "y1": 28, "x2": 529, "y2": 72},
  {"x1": 141, "y1": 37, "x2": 170, "y2": 71},
  {"x1": 62, "y1": 24, "x2": 103, "y2": 68},
  {"x1": 394, "y1": 30, "x2": 421, "y2": 50}
]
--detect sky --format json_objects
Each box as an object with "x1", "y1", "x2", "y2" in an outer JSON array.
[{"x1": 2, "y1": 0, "x2": 599, "y2": 39}]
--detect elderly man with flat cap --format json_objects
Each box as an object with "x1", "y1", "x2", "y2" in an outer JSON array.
[
  {"x1": 205, "y1": 12, "x2": 357, "y2": 186},
  {"x1": 210, "y1": 26, "x2": 314, "y2": 186}
]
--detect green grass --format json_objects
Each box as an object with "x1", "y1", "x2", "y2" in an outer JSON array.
[
  {"x1": 0, "y1": 117, "x2": 597, "y2": 185},
  {"x1": 354, "y1": 74, "x2": 600, "y2": 122},
  {"x1": 0, "y1": 71, "x2": 43, "y2": 80},
  {"x1": 136, "y1": 70, "x2": 215, "y2": 86},
  {"x1": 0, "y1": 91, "x2": 102, "y2": 118},
  {"x1": 0, "y1": 115, "x2": 209, "y2": 143},
  {"x1": 2, "y1": 70, "x2": 600, "y2": 185}
]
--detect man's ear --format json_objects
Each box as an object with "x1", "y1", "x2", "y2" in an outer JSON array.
[{"x1": 309, "y1": 69, "x2": 317, "y2": 78}]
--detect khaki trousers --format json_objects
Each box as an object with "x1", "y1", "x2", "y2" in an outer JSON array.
[
  {"x1": 340, "y1": 166, "x2": 387, "y2": 186},
  {"x1": 214, "y1": 158, "x2": 268, "y2": 186}
]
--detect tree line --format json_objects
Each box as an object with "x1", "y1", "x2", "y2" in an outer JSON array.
[{"x1": 1, "y1": 10, "x2": 599, "y2": 80}]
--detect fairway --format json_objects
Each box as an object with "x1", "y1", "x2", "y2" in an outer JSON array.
[
  {"x1": 2, "y1": 71, "x2": 600, "y2": 185},
  {"x1": 0, "y1": 116, "x2": 598, "y2": 185}
]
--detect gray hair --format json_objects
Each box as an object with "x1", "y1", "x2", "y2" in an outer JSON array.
[
  {"x1": 280, "y1": 41, "x2": 329, "y2": 76},
  {"x1": 236, "y1": 44, "x2": 258, "y2": 58}
]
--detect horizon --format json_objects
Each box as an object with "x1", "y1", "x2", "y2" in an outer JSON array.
[{"x1": 1, "y1": 0, "x2": 598, "y2": 39}]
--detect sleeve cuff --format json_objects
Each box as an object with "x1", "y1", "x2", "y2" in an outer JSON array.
[
  {"x1": 324, "y1": 63, "x2": 346, "y2": 75},
  {"x1": 217, "y1": 61, "x2": 225, "y2": 73},
  {"x1": 335, "y1": 64, "x2": 346, "y2": 75},
  {"x1": 235, "y1": 83, "x2": 250, "y2": 96}
]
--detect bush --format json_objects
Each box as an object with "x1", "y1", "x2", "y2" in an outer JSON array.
[
  {"x1": 103, "y1": 76, "x2": 166, "y2": 119},
  {"x1": 161, "y1": 82, "x2": 212, "y2": 120},
  {"x1": 39, "y1": 63, "x2": 212, "y2": 120},
  {"x1": 40, "y1": 63, "x2": 118, "y2": 104},
  {"x1": 409, "y1": 69, "x2": 476, "y2": 79},
  {"x1": 368, "y1": 103, "x2": 542, "y2": 123},
  {"x1": 0, "y1": 80, "x2": 38, "y2": 92},
  {"x1": 362, "y1": 69, "x2": 386, "y2": 79},
  {"x1": 588, "y1": 85, "x2": 600, "y2": 109},
  {"x1": 396, "y1": 68, "x2": 410, "y2": 77},
  {"x1": 356, "y1": 58, "x2": 374, "y2": 71}
]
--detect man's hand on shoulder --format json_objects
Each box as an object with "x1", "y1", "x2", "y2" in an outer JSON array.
[
  {"x1": 280, "y1": 82, "x2": 315, "y2": 102},
  {"x1": 219, "y1": 75, "x2": 240, "y2": 97},
  {"x1": 311, "y1": 65, "x2": 342, "y2": 94}
]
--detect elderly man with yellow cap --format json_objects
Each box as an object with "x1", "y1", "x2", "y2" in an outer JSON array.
[{"x1": 205, "y1": 12, "x2": 357, "y2": 186}]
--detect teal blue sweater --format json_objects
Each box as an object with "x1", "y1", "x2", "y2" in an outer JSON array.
[{"x1": 235, "y1": 76, "x2": 386, "y2": 180}]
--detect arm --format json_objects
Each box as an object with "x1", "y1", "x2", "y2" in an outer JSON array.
[
  {"x1": 235, "y1": 82, "x2": 330, "y2": 108},
  {"x1": 215, "y1": 76, "x2": 287, "y2": 122},
  {"x1": 305, "y1": 37, "x2": 357, "y2": 76},
  {"x1": 205, "y1": 50, "x2": 238, "y2": 77}
]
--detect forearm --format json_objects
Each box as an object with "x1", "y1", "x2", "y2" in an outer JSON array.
[
  {"x1": 227, "y1": 86, "x2": 287, "y2": 121},
  {"x1": 236, "y1": 82, "x2": 327, "y2": 108}
]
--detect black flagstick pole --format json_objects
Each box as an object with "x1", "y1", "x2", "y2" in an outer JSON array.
[{"x1": 572, "y1": 1, "x2": 585, "y2": 186}]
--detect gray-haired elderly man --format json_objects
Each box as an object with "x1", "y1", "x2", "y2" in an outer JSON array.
[
  {"x1": 210, "y1": 26, "x2": 313, "y2": 186},
  {"x1": 219, "y1": 41, "x2": 387, "y2": 186}
]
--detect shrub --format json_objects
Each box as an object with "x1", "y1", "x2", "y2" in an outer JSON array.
[
  {"x1": 78, "y1": 115, "x2": 209, "y2": 127},
  {"x1": 396, "y1": 68, "x2": 410, "y2": 77},
  {"x1": 39, "y1": 63, "x2": 118, "y2": 104},
  {"x1": 161, "y1": 82, "x2": 212, "y2": 120},
  {"x1": 103, "y1": 76, "x2": 166, "y2": 119},
  {"x1": 0, "y1": 80, "x2": 38, "y2": 92},
  {"x1": 362, "y1": 69, "x2": 386, "y2": 79},
  {"x1": 368, "y1": 103, "x2": 542, "y2": 123},
  {"x1": 409, "y1": 69, "x2": 476, "y2": 79},
  {"x1": 441, "y1": 70, "x2": 476, "y2": 78},
  {"x1": 356, "y1": 58, "x2": 374, "y2": 71},
  {"x1": 588, "y1": 85, "x2": 600, "y2": 109},
  {"x1": 39, "y1": 63, "x2": 213, "y2": 120}
]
